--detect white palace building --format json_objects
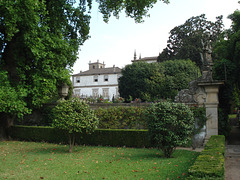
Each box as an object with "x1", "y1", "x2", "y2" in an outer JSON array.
[{"x1": 72, "y1": 60, "x2": 122, "y2": 100}]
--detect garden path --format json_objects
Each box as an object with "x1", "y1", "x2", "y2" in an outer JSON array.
[{"x1": 225, "y1": 123, "x2": 240, "y2": 180}]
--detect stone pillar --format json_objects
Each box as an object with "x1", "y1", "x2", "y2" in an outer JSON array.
[{"x1": 198, "y1": 81, "x2": 224, "y2": 140}]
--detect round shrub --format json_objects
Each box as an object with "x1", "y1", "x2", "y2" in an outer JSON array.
[
  {"x1": 145, "y1": 101, "x2": 195, "y2": 158},
  {"x1": 52, "y1": 98, "x2": 99, "y2": 152}
]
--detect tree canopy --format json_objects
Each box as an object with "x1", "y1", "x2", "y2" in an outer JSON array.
[
  {"x1": 158, "y1": 14, "x2": 224, "y2": 67},
  {"x1": 214, "y1": 9, "x2": 240, "y2": 111},
  {"x1": 52, "y1": 98, "x2": 99, "y2": 153},
  {"x1": 118, "y1": 60, "x2": 199, "y2": 102}
]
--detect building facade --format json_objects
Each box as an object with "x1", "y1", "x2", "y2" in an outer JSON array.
[{"x1": 72, "y1": 61, "x2": 122, "y2": 101}]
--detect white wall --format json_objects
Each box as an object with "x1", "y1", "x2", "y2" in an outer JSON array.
[{"x1": 72, "y1": 73, "x2": 120, "y2": 100}]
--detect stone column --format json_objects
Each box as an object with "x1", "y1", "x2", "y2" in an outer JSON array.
[{"x1": 198, "y1": 81, "x2": 224, "y2": 140}]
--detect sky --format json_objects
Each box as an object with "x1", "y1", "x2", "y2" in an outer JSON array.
[{"x1": 72, "y1": 0, "x2": 239, "y2": 74}]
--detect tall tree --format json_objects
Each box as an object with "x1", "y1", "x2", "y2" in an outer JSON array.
[
  {"x1": 158, "y1": 14, "x2": 224, "y2": 67},
  {"x1": 213, "y1": 8, "x2": 240, "y2": 136},
  {"x1": 214, "y1": 9, "x2": 240, "y2": 108}
]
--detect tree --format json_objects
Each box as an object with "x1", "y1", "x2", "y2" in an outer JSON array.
[
  {"x1": 0, "y1": 0, "x2": 169, "y2": 138},
  {"x1": 161, "y1": 59, "x2": 199, "y2": 91},
  {"x1": 119, "y1": 62, "x2": 165, "y2": 101},
  {"x1": 52, "y1": 98, "x2": 99, "y2": 153},
  {"x1": 145, "y1": 101, "x2": 194, "y2": 158},
  {"x1": 214, "y1": 9, "x2": 240, "y2": 107},
  {"x1": 158, "y1": 14, "x2": 224, "y2": 67},
  {"x1": 118, "y1": 60, "x2": 198, "y2": 101},
  {"x1": 213, "y1": 8, "x2": 240, "y2": 136}
]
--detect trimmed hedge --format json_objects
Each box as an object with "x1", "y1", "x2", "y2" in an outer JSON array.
[
  {"x1": 8, "y1": 125, "x2": 150, "y2": 148},
  {"x1": 188, "y1": 135, "x2": 225, "y2": 180},
  {"x1": 94, "y1": 106, "x2": 147, "y2": 129}
]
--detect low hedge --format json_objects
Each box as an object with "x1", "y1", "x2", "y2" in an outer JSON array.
[
  {"x1": 8, "y1": 125, "x2": 150, "y2": 148},
  {"x1": 188, "y1": 135, "x2": 225, "y2": 180}
]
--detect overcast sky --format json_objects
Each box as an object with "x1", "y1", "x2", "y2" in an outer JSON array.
[{"x1": 72, "y1": 0, "x2": 239, "y2": 74}]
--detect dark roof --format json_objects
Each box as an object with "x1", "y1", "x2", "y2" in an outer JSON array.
[
  {"x1": 73, "y1": 67, "x2": 121, "y2": 76},
  {"x1": 132, "y1": 56, "x2": 158, "y2": 62}
]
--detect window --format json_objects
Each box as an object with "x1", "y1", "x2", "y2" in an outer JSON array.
[
  {"x1": 92, "y1": 89, "x2": 99, "y2": 98},
  {"x1": 104, "y1": 75, "x2": 108, "y2": 82},
  {"x1": 74, "y1": 89, "x2": 80, "y2": 96},
  {"x1": 76, "y1": 76, "x2": 80, "y2": 83},
  {"x1": 94, "y1": 75, "x2": 98, "y2": 82},
  {"x1": 93, "y1": 65, "x2": 95, "y2": 69},
  {"x1": 103, "y1": 88, "x2": 109, "y2": 98}
]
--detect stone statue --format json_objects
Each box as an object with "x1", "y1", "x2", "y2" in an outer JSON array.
[
  {"x1": 175, "y1": 33, "x2": 215, "y2": 104},
  {"x1": 199, "y1": 33, "x2": 213, "y2": 81}
]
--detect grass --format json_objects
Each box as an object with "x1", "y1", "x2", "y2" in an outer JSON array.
[{"x1": 0, "y1": 141, "x2": 199, "y2": 180}]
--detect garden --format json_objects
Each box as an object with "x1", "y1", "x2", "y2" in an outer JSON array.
[
  {"x1": 0, "y1": 99, "x2": 226, "y2": 179},
  {"x1": 0, "y1": 141, "x2": 198, "y2": 179}
]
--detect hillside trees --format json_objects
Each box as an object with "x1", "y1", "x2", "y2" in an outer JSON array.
[
  {"x1": 118, "y1": 59, "x2": 199, "y2": 101},
  {"x1": 0, "y1": 0, "x2": 169, "y2": 138},
  {"x1": 158, "y1": 14, "x2": 224, "y2": 67}
]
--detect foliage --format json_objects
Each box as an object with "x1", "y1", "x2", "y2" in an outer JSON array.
[
  {"x1": 0, "y1": 0, "x2": 169, "y2": 123},
  {"x1": 190, "y1": 105, "x2": 207, "y2": 133},
  {"x1": 94, "y1": 106, "x2": 147, "y2": 129},
  {"x1": 188, "y1": 135, "x2": 225, "y2": 180},
  {"x1": 0, "y1": 0, "x2": 87, "y2": 110},
  {"x1": 158, "y1": 14, "x2": 224, "y2": 67},
  {"x1": 112, "y1": 96, "x2": 125, "y2": 103},
  {"x1": 232, "y1": 84, "x2": 240, "y2": 108},
  {"x1": 0, "y1": 141, "x2": 198, "y2": 179},
  {"x1": 52, "y1": 98, "x2": 99, "y2": 152},
  {"x1": 0, "y1": 71, "x2": 31, "y2": 119},
  {"x1": 145, "y1": 101, "x2": 195, "y2": 158},
  {"x1": 161, "y1": 59, "x2": 200, "y2": 91},
  {"x1": 218, "y1": 108, "x2": 231, "y2": 138},
  {"x1": 119, "y1": 62, "x2": 163, "y2": 101},
  {"x1": 213, "y1": 9, "x2": 240, "y2": 135},
  {"x1": 119, "y1": 60, "x2": 198, "y2": 101},
  {"x1": 96, "y1": 0, "x2": 169, "y2": 23},
  {"x1": 9, "y1": 125, "x2": 150, "y2": 148}
]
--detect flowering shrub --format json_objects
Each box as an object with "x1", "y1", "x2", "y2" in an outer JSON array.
[
  {"x1": 113, "y1": 97, "x2": 125, "y2": 103},
  {"x1": 97, "y1": 96, "x2": 104, "y2": 103}
]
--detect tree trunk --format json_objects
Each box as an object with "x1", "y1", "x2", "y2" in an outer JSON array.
[
  {"x1": 68, "y1": 133, "x2": 75, "y2": 153},
  {"x1": 0, "y1": 113, "x2": 14, "y2": 140}
]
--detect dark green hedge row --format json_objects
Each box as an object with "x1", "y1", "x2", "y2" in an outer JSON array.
[
  {"x1": 8, "y1": 125, "x2": 150, "y2": 148},
  {"x1": 188, "y1": 135, "x2": 225, "y2": 180}
]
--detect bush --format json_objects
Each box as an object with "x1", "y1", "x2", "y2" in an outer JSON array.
[
  {"x1": 145, "y1": 101, "x2": 195, "y2": 158},
  {"x1": 188, "y1": 135, "x2": 225, "y2": 179},
  {"x1": 8, "y1": 126, "x2": 150, "y2": 148},
  {"x1": 52, "y1": 98, "x2": 99, "y2": 152},
  {"x1": 94, "y1": 106, "x2": 147, "y2": 129}
]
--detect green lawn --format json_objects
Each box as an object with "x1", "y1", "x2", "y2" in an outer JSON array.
[{"x1": 0, "y1": 141, "x2": 199, "y2": 180}]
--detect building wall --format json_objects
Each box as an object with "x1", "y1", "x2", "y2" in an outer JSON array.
[{"x1": 72, "y1": 73, "x2": 120, "y2": 100}]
